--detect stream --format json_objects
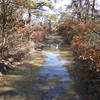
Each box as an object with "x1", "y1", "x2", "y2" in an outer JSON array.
[{"x1": 0, "y1": 34, "x2": 83, "y2": 100}]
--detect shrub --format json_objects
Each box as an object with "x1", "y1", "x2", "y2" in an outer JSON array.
[
  {"x1": 58, "y1": 24, "x2": 73, "y2": 35},
  {"x1": 76, "y1": 23, "x2": 89, "y2": 31},
  {"x1": 72, "y1": 35, "x2": 100, "y2": 64}
]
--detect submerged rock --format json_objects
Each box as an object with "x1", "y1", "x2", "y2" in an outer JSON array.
[{"x1": 0, "y1": 63, "x2": 12, "y2": 74}]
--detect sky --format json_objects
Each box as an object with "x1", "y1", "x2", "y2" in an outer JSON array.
[
  {"x1": 96, "y1": 0, "x2": 100, "y2": 9},
  {"x1": 43, "y1": 0, "x2": 72, "y2": 14},
  {"x1": 51, "y1": 0, "x2": 72, "y2": 8},
  {"x1": 46, "y1": 0, "x2": 100, "y2": 13},
  {"x1": 52, "y1": 0, "x2": 100, "y2": 9},
  {"x1": 23, "y1": 0, "x2": 100, "y2": 21}
]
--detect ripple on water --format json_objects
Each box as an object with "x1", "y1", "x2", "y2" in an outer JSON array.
[
  {"x1": 32, "y1": 51, "x2": 74, "y2": 98},
  {"x1": 39, "y1": 52, "x2": 71, "y2": 78}
]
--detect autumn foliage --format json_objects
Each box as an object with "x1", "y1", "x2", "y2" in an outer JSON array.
[
  {"x1": 72, "y1": 35, "x2": 100, "y2": 64},
  {"x1": 76, "y1": 22, "x2": 100, "y2": 32},
  {"x1": 11, "y1": 19, "x2": 49, "y2": 43},
  {"x1": 58, "y1": 24, "x2": 73, "y2": 35},
  {"x1": 30, "y1": 25, "x2": 49, "y2": 42},
  {"x1": 59, "y1": 19, "x2": 100, "y2": 72},
  {"x1": 76, "y1": 23, "x2": 89, "y2": 31}
]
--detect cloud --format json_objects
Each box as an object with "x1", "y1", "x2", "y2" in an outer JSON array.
[{"x1": 54, "y1": 0, "x2": 71, "y2": 9}]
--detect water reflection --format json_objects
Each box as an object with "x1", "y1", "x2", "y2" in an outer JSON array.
[
  {"x1": 0, "y1": 35, "x2": 81, "y2": 100},
  {"x1": 31, "y1": 43, "x2": 79, "y2": 100},
  {"x1": 36, "y1": 51, "x2": 73, "y2": 97},
  {"x1": 70, "y1": 59, "x2": 100, "y2": 100},
  {"x1": 39, "y1": 52, "x2": 69, "y2": 77}
]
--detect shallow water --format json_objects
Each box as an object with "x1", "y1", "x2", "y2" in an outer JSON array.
[{"x1": 0, "y1": 35, "x2": 80, "y2": 100}]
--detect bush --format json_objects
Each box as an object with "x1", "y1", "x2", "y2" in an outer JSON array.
[
  {"x1": 58, "y1": 24, "x2": 75, "y2": 43},
  {"x1": 72, "y1": 34, "x2": 100, "y2": 69},
  {"x1": 58, "y1": 24, "x2": 73, "y2": 35}
]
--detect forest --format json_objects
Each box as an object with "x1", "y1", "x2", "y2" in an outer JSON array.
[{"x1": 0, "y1": 0, "x2": 100, "y2": 100}]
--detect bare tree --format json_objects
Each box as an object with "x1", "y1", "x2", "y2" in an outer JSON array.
[
  {"x1": 91, "y1": 0, "x2": 96, "y2": 20},
  {"x1": 1, "y1": 0, "x2": 7, "y2": 58}
]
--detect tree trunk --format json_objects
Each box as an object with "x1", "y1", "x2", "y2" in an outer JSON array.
[
  {"x1": 79, "y1": 0, "x2": 82, "y2": 7},
  {"x1": 48, "y1": 20, "x2": 51, "y2": 32},
  {"x1": 1, "y1": 0, "x2": 6, "y2": 58},
  {"x1": 54, "y1": 0, "x2": 57, "y2": 3},
  {"x1": 91, "y1": 0, "x2": 96, "y2": 20},
  {"x1": 28, "y1": 8, "x2": 31, "y2": 23},
  {"x1": 85, "y1": 0, "x2": 90, "y2": 23}
]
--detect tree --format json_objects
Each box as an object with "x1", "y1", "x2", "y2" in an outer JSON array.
[
  {"x1": 91, "y1": 0, "x2": 96, "y2": 20},
  {"x1": 70, "y1": 0, "x2": 99, "y2": 22},
  {"x1": 0, "y1": 0, "x2": 54, "y2": 59}
]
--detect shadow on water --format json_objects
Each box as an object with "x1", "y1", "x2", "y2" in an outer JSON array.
[
  {"x1": 1, "y1": 35, "x2": 99, "y2": 100},
  {"x1": 70, "y1": 59, "x2": 100, "y2": 100},
  {"x1": 0, "y1": 63, "x2": 42, "y2": 99},
  {"x1": 0, "y1": 35, "x2": 79, "y2": 100}
]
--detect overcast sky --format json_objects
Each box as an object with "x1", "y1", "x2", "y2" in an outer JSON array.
[
  {"x1": 23, "y1": 0, "x2": 100, "y2": 20},
  {"x1": 50, "y1": 0, "x2": 100, "y2": 12},
  {"x1": 43, "y1": 0, "x2": 72, "y2": 14},
  {"x1": 53, "y1": 0, "x2": 100, "y2": 9},
  {"x1": 51, "y1": 0, "x2": 71, "y2": 8}
]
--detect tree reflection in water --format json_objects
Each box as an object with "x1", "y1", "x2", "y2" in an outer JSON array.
[{"x1": 70, "y1": 59, "x2": 100, "y2": 100}]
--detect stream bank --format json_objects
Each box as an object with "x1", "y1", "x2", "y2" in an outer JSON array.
[{"x1": 0, "y1": 34, "x2": 99, "y2": 100}]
